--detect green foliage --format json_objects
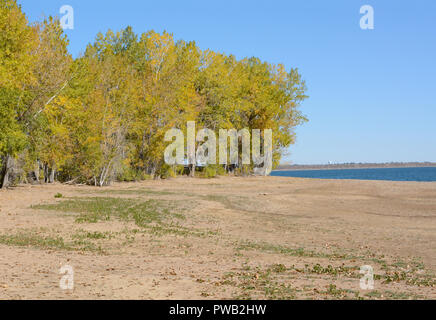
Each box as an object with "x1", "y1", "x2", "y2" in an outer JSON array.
[
  {"x1": 0, "y1": 1, "x2": 35, "y2": 160},
  {"x1": 202, "y1": 164, "x2": 226, "y2": 178},
  {"x1": 158, "y1": 164, "x2": 176, "y2": 179},
  {"x1": 174, "y1": 165, "x2": 186, "y2": 175},
  {"x1": 0, "y1": 88, "x2": 27, "y2": 156},
  {"x1": 118, "y1": 166, "x2": 151, "y2": 182},
  {"x1": 204, "y1": 165, "x2": 217, "y2": 178}
]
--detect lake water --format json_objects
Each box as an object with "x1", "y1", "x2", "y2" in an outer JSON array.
[{"x1": 271, "y1": 167, "x2": 436, "y2": 182}]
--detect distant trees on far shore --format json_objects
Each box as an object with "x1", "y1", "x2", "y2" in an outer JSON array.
[
  {"x1": 0, "y1": 0, "x2": 308, "y2": 187},
  {"x1": 277, "y1": 162, "x2": 436, "y2": 171}
]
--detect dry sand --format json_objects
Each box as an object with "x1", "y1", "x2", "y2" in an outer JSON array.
[{"x1": 0, "y1": 176, "x2": 435, "y2": 299}]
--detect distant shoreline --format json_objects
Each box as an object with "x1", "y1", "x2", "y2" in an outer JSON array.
[{"x1": 275, "y1": 162, "x2": 436, "y2": 171}]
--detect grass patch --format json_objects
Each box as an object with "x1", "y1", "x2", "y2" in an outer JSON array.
[
  {"x1": 378, "y1": 270, "x2": 436, "y2": 287},
  {"x1": 140, "y1": 223, "x2": 219, "y2": 238},
  {"x1": 0, "y1": 233, "x2": 67, "y2": 250},
  {"x1": 82, "y1": 189, "x2": 177, "y2": 196},
  {"x1": 0, "y1": 230, "x2": 104, "y2": 253},
  {"x1": 235, "y1": 240, "x2": 435, "y2": 290},
  {"x1": 304, "y1": 263, "x2": 360, "y2": 278},
  {"x1": 222, "y1": 264, "x2": 297, "y2": 300},
  {"x1": 220, "y1": 262, "x2": 431, "y2": 300},
  {"x1": 72, "y1": 229, "x2": 115, "y2": 240},
  {"x1": 32, "y1": 197, "x2": 217, "y2": 239},
  {"x1": 364, "y1": 290, "x2": 422, "y2": 300},
  {"x1": 321, "y1": 284, "x2": 358, "y2": 299},
  {"x1": 236, "y1": 240, "x2": 355, "y2": 260},
  {"x1": 32, "y1": 197, "x2": 185, "y2": 225}
]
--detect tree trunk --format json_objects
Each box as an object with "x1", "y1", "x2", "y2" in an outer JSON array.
[
  {"x1": 42, "y1": 163, "x2": 56, "y2": 184},
  {"x1": 49, "y1": 166, "x2": 56, "y2": 183},
  {"x1": 150, "y1": 163, "x2": 157, "y2": 178},
  {"x1": 189, "y1": 164, "x2": 195, "y2": 177},
  {"x1": 34, "y1": 160, "x2": 40, "y2": 183},
  {"x1": 44, "y1": 163, "x2": 49, "y2": 183},
  {"x1": 0, "y1": 155, "x2": 13, "y2": 189}
]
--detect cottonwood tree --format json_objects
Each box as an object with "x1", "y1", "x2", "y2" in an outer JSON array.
[
  {"x1": 23, "y1": 17, "x2": 72, "y2": 183},
  {"x1": 0, "y1": 0, "x2": 37, "y2": 188}
]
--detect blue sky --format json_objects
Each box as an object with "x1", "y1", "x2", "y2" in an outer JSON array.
[{"x1": 18, "y1": 0, "x2": 436, "y2": 164}]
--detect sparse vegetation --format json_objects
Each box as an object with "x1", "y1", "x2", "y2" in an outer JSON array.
[
  {"x1": 1, "y1": 176, "x2": 434, "y2": 299},
  {"x1": 0, "y1": 232, "x2": 67, "y2": 250},
  {"x1": 32, "y1": 197, "x2": 185, "y2": 225},
  {"x1": 0, "y1": 230, "x2": 104, "y2": 253},
  {"x1": 236, "y1": 240, "x2": 356, "y2": 260},
  {"x1": 222, "y1": 264, "x2": 296, "y2": 300},
  {"x1": 32, "y1": 196, "x2": 218, "y2": 240}
]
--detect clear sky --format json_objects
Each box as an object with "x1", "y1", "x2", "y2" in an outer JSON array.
[{"x1": 17, "y1": 0, "x2": 436, "y2": 164}]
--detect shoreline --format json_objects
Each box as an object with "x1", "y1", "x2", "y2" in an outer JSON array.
[{"x1": 274, "y1": 164, "x2": 436, "y2": 171}]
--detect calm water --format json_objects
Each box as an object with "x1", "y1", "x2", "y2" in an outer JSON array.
[{"x1": 271, "y1": 167, "x2": 436, "y2": 182}]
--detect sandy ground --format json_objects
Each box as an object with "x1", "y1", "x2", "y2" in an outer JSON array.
[{"x1": 0, "y1": 176, "x2": 435, "y2": 300}]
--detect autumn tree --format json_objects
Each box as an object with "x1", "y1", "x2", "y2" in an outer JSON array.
[
  {"x1": 23, "y1": 17, "x2": 72, "y2": 183},
  {"x1": 0, "y1": 0, "x2": 36, "y2": 188}
]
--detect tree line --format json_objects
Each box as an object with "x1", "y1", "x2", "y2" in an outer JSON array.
[{"x1": 0, "y1": 0, "x2": 308, "y2": 188}]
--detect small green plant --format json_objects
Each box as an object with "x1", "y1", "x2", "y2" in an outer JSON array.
[
  {"x1": 175, "y1": 165, "x2": 186, "y2": 175},
  {"x1": 271, "y1": 264, "x2": 287, "y2": 273},
  {"x1": 159, "y1": 164, "x2": 176, "y2": 179},
  {"x1": 204, "y1": 165, "x2": 217, "y2": 178},
  {"x1": 118, "y1": 166, "x2": 152, "y2": 182},
  {"x1": 54, "y1": 193, "x2": 63, "y2": 198},
  {"x1": 201, "y1": 165, "x2": 227, "y2": 178},
  {"x1": 326, "y1": 284, "x2": 344, "y2": 297}
]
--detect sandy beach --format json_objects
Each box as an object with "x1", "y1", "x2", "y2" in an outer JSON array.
[{"x1": 0, "y1": 176, "x2": 435, "y2": 299}]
